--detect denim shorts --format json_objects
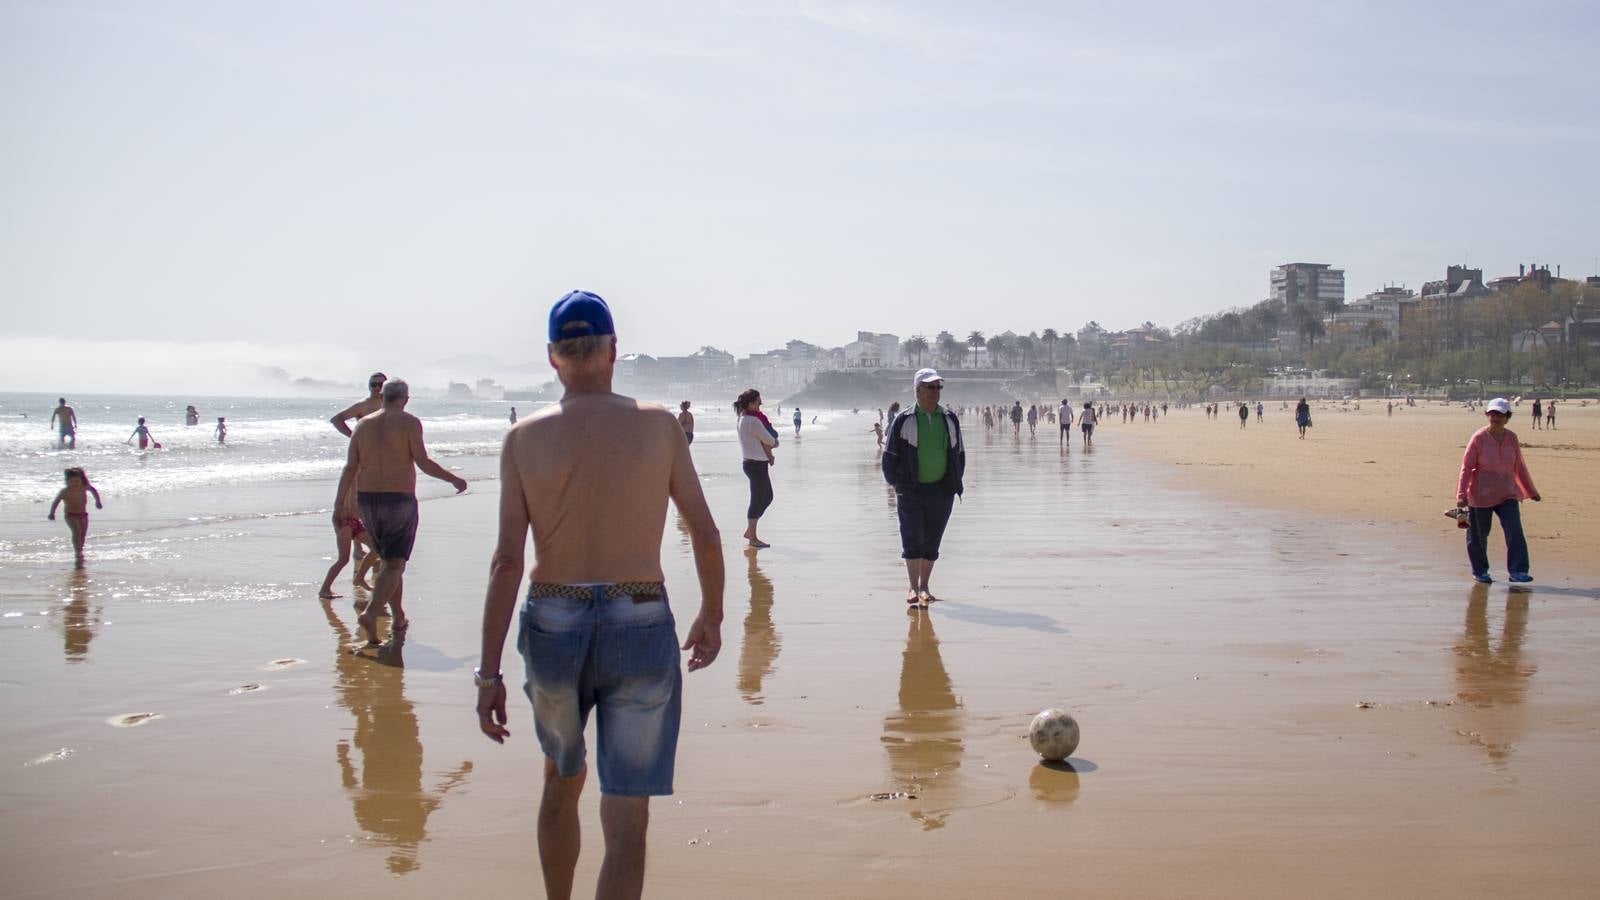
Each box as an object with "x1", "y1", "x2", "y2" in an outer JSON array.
[{"x1": 516, "y1": 585, "x2": 682, "y2": 796}]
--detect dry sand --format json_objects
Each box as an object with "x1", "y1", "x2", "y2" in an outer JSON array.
[
  {"x1": 4, "y1": 403, "x2": 1600, "y2": 898},
  {"x1": 1116, "y1": 398, "x2": 1600, "y2": 580}
]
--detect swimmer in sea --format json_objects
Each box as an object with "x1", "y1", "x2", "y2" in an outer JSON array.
[{"x1": 127, "y1": 417, "x2": 158, "y2": 450}]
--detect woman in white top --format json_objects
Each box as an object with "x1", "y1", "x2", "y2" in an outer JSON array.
[{"x1": 735, "y1": 388, "x2": 778, "y2": 548}]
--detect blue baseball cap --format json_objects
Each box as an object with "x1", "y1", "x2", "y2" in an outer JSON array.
[{"x1": 548, "y1": 290, "x2": 615, "y2": 343}]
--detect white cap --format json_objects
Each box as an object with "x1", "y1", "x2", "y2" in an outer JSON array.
[
  {"x1": 914, "y1": 368, "x2": 943, "y2": 387},
  {"x1": 1487, "y1": 397, "x2": 1511, "y2": 414}
]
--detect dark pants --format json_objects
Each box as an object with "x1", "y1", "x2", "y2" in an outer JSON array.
[
  {"x1": 1467, "y1": 500, "x2": 1529, "y2": 577},
  {"x1": 897, "y1": 483, "x2": 956, "y2": 560},
  {"x1": 743, "y1": 459, "x2": 773, "y2": 520}
]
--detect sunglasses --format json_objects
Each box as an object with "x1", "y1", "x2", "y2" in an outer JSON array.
[
  {"x1": 922, "y1": 383, "x2": 943, "y2": 390},
  {"x1": 369, "y1": 382, "x2": 385, "y2": 388}
]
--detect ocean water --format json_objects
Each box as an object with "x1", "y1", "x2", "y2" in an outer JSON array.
[{"x1": 0, "y1": 391, "x2": 848, "y2": 560}]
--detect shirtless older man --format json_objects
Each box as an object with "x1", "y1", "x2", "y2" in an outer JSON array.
[
  {"x1": 475, "y1": 291, "x2": 724, "y2": 900},
  {"x1": 50, "y1": 398, "x2": 78, "y2": 449},
  {"x1": 333, "y1": 379, "x2": 466, "y2": 645},
  {"x1": 330, "y1": 372, "x2": 388, "y2": 437}
]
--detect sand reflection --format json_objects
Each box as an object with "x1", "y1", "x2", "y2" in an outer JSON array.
[
  {"x1": 738, "y1": 548, "x2": 781, "y2": 705},
  {"x1": 323, "y1": 602, "x2": 470, "y2": 874},
  {"x1": 1452, "y1": 584, "x2": 1535, "y2": 765},
  {"x1": 881, "y1": 611, "x2": 964, "y2": 830},
  {"x1": 59, "y1": 568, "x2": 100, "y2": 664}
]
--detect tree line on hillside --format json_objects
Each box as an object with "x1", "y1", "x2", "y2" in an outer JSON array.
[{"x1": 903, "y1": 279, "x2": 1600, "y2": 397}]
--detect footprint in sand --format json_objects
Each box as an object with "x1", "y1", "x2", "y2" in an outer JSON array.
[
  {"x1": 23, "y1": 747, "x2": 77, "y2": 767},
  {"x1": 227, "y1": 683, "x2": 266, "y2": 695},
  {"x1": 108, "y1": 713, "x2": 162, "y2": 728},
  {"x1": 260, "y1": 658, "x2": 307, "y2": 671}
]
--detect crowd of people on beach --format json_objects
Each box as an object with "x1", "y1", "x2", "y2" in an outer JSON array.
[{"x1": 38, "y1": 289, "x2": 1565, "y2": 899}]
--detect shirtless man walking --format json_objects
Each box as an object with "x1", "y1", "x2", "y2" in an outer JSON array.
[
  {"x1": 333, "y1": 379, "x2": 467, "y2": 645},
  {"x1": 331, "y1": 372, "x2": 388, "y2": 437},
  {"x1": 50, "y1": 398, "x2": 78, "y2": 449},
  {"x1": 475, "y1": 291, "x2": 724, "y2": 900}
]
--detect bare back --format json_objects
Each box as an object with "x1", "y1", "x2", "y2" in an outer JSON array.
[
  {"x1": 351, "y1": 408, "x2": 425, "y2": 493},
  {"x1": 506, "y1": 394, "x2": 689, "y2": 584}
]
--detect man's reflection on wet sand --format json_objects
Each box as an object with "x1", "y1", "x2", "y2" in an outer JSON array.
[
  {"x1": 323, "y1": 602, "x2": 470, "y2": 874},
  {"x1": 882, "y1": 611, "x2": 964, "y2": 830},
  {"x1": 59, "y1": 568, "x2": 99, "y2": 664},
  {"x1": 738, "y1": 548, "x2": 782, "y2": 705},
  {"x1": 1452, "y1": 584, "x2": 1536, "y2": 765}
]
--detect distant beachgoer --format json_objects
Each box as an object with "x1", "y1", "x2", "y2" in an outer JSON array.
[
  {"x1": 1010, "y1": 401, "x2": 1023, "y2": 435},
  {"x1": 1255, "y1": 401, "x2": 1264, "y2": 423},
  {"x1": 509, "y1": 407, "x2": 518, "y2": 424},
  {"x1": 1080, "y1": 401, "x2": 1097, "y2": 448},
  {"x1": 185, "y1": 405, "x2": 199, "y2": 426},
  {"x1": 883, "y1": 369, "x2": 964, "y2": 608},
  {"x1": 983, "y1": 407, "x2": 994, "y2": 431},
  {"x1": 127, "y1": 417, "x2": 158, "y2": 450},
  {"x1": 1058, "y1": 399, "x2": 1073, "y2": 445},
  {"x1": 50, "y1": 398, "x2": 77, "y2": 449},
  {"x1": 888, "y1": 402, "x2": 901, "y2": 422},
  {"x1": 215, "y1": 417, "x2": 227, "y2": 444},
  {"x1": 48, "y1": 467, "x2": 102, "y2": 564},
  {"x1": 333, "y1": 378, "x2": 468, "y2": 646},
  {"x1": 318, "y1": 485, "x2": 374, "y2": 600},
  {"x1": 793, "y1": 407, "x2": 803, "y2": 437},
  {"x1": 871, "y1": 420, "x2": 884, "y2": 449},
  {"x1": 1295, "y1": 397, "x2": 1312, "y2": 439},
  {"x1": 736, "y1": 388, "x2": 777, "y2": 548},
  {"x1": 1545, "y1": 400, "x2": 1556, "y2": 429},
  {"x1": 678, "y1": 401, "x2": 695, "y2": 444},
  {"x1": 1387, "y1": 401, "x2": 1394, "y2": 417},
  {"x1": 1026, "y1": 404, "x2": 1038, "y2": 435},
  {"x1": 1456, "y1": 397, "x2": 1541, "y2": 584},
  {"x1": 331, "y1": 372, "x2": 388, "y2": 437},
  {"x1": 1529, "y1": 398, "x2": 1541, "y2": 429},
  {"x1": 473, "y1": 290, "x2": 724, "y2": 900}
]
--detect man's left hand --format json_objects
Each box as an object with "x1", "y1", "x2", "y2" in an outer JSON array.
[
  {"x1": 477, "y1": 681, "x2": 509, "y2": 743},
  {"x1": 682, "y1": 617, "x2": 721, "y2": 672}
]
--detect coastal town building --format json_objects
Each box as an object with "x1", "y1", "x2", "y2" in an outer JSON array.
[
  {"x1": 1271, "y1": 262, "x2": 1345, "y2": 310},
  {"x1": 1325, "y1": 286, "x2": 1415, "y2": 346},
  {"x1": 1263, "y1": 372, "x2": 1360, "y2": 398}
]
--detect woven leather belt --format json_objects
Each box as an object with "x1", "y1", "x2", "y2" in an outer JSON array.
[{"x1": 527, "y1": 581, "x2": 665, "y2": 600}]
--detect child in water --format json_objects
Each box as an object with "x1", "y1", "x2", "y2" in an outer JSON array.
[
  {"x1": 48, "y1": 467, "x2": 103, "y2": 563},
  {"x1": 127, "y1": 417, "x2": 158, "y2": 450},
  {"x1": 215, "y1": 417, "x2": 227, "y2": 443}
]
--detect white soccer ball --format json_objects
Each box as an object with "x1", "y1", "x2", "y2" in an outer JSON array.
[{"x1": 1028, "y1": 708, "x2": 1080, "y2": 762}]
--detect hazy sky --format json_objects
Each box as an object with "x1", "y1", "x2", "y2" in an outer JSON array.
[{"x1": 3, "y1": 0, "x2": 1597, "y2": 390}]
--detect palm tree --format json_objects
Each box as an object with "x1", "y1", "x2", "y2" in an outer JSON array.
[
  {"x1": 936, "y1": 334, "x2": 964, "y2": 369},
  {"x1": 1362, "y1": 319, "x2": 1389, "y2": 348},
  {"x1": 966, "y1": 331, "x2": 986, "y2": 368},
  {"x1": 987, "y1": 334, "x2": 1012, "y2": 369},
  {"x1": 1018, "y1": 335, "x2": 1037, "y2": 370},
  {"x1": 904, "y1": 335, "x2": 929, "y2": 367},
  {"x1": 1041, "y1": 328, "x2": 1059, "y2": 367}
]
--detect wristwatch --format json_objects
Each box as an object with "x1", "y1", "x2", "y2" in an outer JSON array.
[{"x1": 474, "y1": 668, "x2": 502, "y2": 689}]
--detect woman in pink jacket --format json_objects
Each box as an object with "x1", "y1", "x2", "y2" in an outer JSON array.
[{"x1": 1455, "y1": 397, "x2": 1541, "y2": 584}]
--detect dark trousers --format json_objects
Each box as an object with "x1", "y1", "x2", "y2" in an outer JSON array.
[
  {"x1": 1467, "y1": 500, "x2": 1529, "y2": 577},
  {"x1": 897, "y1": 483, "x2": 956, "y2": 561},
  {"x1": 743, "y1": 459, "x2": 773, "y2": 520}
]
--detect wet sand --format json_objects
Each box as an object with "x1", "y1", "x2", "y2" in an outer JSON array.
[{"x1": 4, "y1": 406, "x2": 1600, "y2": 898}]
